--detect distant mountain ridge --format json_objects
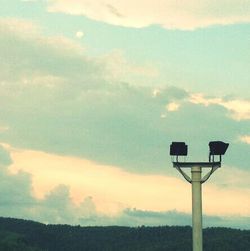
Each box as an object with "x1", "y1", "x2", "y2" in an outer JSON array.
[{"x1": 0, "y1": 217, "x2": 249, "y2": 251}]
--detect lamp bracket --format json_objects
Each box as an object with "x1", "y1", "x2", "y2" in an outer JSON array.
[
  {"x1": 176, "y1": 166, "x2": 192, "y2": 183},
  {"x1": 201, "y1": 166, "x2": 219, "y2": 183},
  {"x1": 173, "y1": 162, "x2": 221, "y2": 184}
]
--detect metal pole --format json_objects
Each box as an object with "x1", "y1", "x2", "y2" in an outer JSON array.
[{"x1": 191, "y1": 166, "x2": 202, "y2": 251}]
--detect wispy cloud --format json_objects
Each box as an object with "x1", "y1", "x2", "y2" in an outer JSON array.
[
  {"x1": 239, "y1": 135, "x2": 250, "y2": 144},
  {"x1": 189, "y1": 93, "x2": 250, "y2": 121},
  {"x1": 0, "y1": 126, "x2": 9, "y2": 133},
  {"x1": 0, "y1": 18, "x2": 39, "y2": 38},
  {"x1": 97, "y1": 50, "x2": 159, "y2": 82},
  {"x1": 166, "y1": 102, "x2": 180, "y2": 112},
  {"x1": 47, "y1": 0, "x2": 250, "y2": 30}
]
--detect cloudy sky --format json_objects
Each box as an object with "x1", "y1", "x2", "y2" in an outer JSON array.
[{"x1": 0, "y1": 0, "x2": 250, "y2": 229}]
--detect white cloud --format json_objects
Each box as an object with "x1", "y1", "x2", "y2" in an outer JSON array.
[
  {"x1": 189, "y1": 93, "x2": 221, "y2": 106},
  {"x1": 1, "y1": 18, "x2": 250, "y2": 221},
  {"x1": 1, "y1": 153, "x2": 250, "y2": 227},
  {"x1": 189, "y1": 93, "x2": 250, "y2": 120},
  {"x1": 3, "y1": 144, "x2": 250, "y2": 217},
  {"x1": 239, "y1": 135, "x2": 250, "y2": 144},
  {"x1": 6, "y1": 145, "x2": 191, "y2": 215},
  {"x1": 47, "y1": 0, "x2": 250, "y2": 30},
  {"x1": 166, "y1": 102, "x2": 180, "y2": 112},
  {"x1": 221, "y1": 100, "x2": 250, "y2": 120},
  {"x1": 1, "y1": 15, "x2": 250, "y2": 227}
]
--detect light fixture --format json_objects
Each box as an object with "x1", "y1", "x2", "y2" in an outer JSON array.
[
  {"x1": 170, "y1": 142, "x2": 188, "y2": 156},
  {"x1": 209, "y1": 141, "x2": 229, "y2": 162}
]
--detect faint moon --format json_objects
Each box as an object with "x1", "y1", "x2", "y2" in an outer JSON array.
[{"x1": 76, "y1": 31, "x2": 84, "y2": 39}]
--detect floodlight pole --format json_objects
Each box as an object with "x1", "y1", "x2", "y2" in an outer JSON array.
[
  {"x1": 192, "y1": 166, "x2": 202, "y2": 251},
  {"x1": 172, "y1": 161, "x2": 221, "y2": 251},
  {"x1": 170, "y1": 141, "x2": 229, "y2": 251}
]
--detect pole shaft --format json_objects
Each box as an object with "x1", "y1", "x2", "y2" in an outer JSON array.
[{"x1": 191, "y1": 166, "x2": 202, "y2": 251}]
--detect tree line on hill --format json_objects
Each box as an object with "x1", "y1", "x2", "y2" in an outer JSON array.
[{"x1": 0, "y1": 217, "x2": 249, "y2": 251}]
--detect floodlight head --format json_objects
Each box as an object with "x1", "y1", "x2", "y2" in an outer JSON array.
[
  {"x1": 170, "y1": 142, "x2": 188, "y2": 156},
  {"x1": 209, "y1": 141, "x2": 229, "y2": 155}
]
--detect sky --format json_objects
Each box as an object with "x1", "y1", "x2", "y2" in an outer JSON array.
[{"x1": 0, "y1": 0, "x2": 250, "y2": 229}]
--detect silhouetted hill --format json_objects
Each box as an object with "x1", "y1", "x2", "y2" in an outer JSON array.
[{"x1": 0, "y1": 217, "x2": 249, "y2": 251}]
